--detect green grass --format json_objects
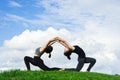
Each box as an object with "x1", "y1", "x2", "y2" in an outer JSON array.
[{"x1": 0, "y1": 70, "x2": 120, "y2": 80}]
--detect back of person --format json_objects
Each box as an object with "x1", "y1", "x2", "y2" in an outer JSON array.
[{"x1": 73, "y1": 45, "x2": 86, "y2": 58}]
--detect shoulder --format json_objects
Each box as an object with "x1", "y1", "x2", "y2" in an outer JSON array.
[
  {"x1": 73, "y1": 45, "x2": 84, "y2": 50},
  {"x1": 36, "y1": 47, "x2": 40, "y2": 50},
  {"x1": 35, "y1": 47, "x2": 42, "y2": 52},
  {"x1": 73, "y1": 45, "x2": 80, "y2": 48}
]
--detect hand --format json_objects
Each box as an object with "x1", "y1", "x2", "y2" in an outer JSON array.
[
  {"x1": 54, "y1": 37, "x2": 59, "y2": 40},
  {"x1": 55, "y1": 37, "x2": 62, "y2": 40},
  {"x1": 54, "y1": 37, "x2": 64, "y2": 43}
]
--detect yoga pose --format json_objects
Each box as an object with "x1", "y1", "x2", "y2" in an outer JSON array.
[
  {"x1": 24, "y1": 37, "x2": 60, "y2": 71},
  {"x1": 55, "y1": 37, "x2": 96, "y2": 72}
]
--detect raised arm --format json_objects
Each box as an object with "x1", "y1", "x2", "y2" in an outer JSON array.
[{"x1": 55, "y1": 37, "x2": 75, "y2": 51}]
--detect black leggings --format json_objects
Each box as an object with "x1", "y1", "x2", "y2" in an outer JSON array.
[
  {"x1": 77, "y1": 57, "x2": 96, "y2": 71},
  {"x1": 24, "y1": 56, "x2": 60, "y2": 71},
  {"x1": 65, "y1": 57, "x2": 96, "y2": 72}
]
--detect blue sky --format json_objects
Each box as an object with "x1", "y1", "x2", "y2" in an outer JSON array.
[
  {"x1": 0, "y1": 0, "x2": 77, "y2": 45},
  {"x1": 0, "y1": 0, "x2": 45, "y2": 46},
  {"x1": 0, "y1": 0, "x2": 103, "y2": 46},
  {"x1": 0, "y1": 0, "x2": 120, "y2": 74}
]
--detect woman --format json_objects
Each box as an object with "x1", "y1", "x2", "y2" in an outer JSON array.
[
  {"x1": 24, "y1": 37, "x2": 61, "y2": 71},
  {"x1": 55, "y1": 37, "x2": 96, "y2": 72}
]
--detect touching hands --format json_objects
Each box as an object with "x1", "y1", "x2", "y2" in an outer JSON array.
[
  {"x1": 54, "y1": 37, "x2": 63, "y2": 42},
  {"x1": 49, "y1": 37, "x2": 60, "y2": 42}
]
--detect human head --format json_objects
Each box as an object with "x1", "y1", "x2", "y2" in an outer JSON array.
[
  {"x1": 64, "y1": 48, "x2": 72, "y2": 60},
  {"x1": 45, "y1": 46, "x2": 53, "y2": 58},
  {"x1": 45, "y1": 46, "x2": 53, "y2": 53}
]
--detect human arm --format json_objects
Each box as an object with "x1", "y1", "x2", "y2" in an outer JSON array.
[
  {"x1": 55, "y1": 37, "x2": 75, "y2": 51},
  {"x1": 40, "y1": 37, "x2": 57, "y2": 53}
]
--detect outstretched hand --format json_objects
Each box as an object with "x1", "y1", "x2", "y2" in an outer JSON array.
[
  {"x1": 54, "y1": 37, "x2": 63, "y2": 42},
  {"x1": 49, "y1": 37, "x2": 61, "y2": 43}
]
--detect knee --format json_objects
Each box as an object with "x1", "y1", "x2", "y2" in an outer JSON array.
[
  {"x1": 24, "y1": 56, "x2": 29, "y2": 61},
  {"x1": 93, "y1": 58, "x2": 96, "y2": 64},
  {"x1": 39, "y1": 59, "x2": 44, "y2": 63},
  {"x1": 89, "y1": 58, "x2": 96, "y2": 64}
]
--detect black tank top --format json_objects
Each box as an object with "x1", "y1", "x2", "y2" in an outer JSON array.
[{"x1": 72, "y1": 45, "x2": 86, "y2": 58}]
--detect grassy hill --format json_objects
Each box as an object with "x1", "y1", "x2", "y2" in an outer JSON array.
[{"x1": 0, "y1": 70, "x2": 120, "y2": 80}]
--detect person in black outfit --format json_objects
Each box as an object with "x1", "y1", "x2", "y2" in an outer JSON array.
[
  {"x1": 24, "y1": 37, "x2": 61, "y2": 71},
  {"x1": 55, "y1": 37, "x2": 96, "y2": 72}
]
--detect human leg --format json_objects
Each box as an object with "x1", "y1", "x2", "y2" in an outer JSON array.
[
  {"x1": 37, "y1": 62, "x2": 50, "y2": 71},
  {"x1": 76, "y1": 58, "x2": 85, "y2": 71},
  {"x1": 33, "y1": 57, "x2": 51, "y2": 71},
  {"x1": 49, "y1": 67, "x2": 61, "y2": 71},
  {"x1": 64, "y1": 68, "x2": 76, "y2": 71},
  {"x1": 24, "y1": 56, "x2": 46, "y2": 70},
  {"x1": 24, "y1": 56, "x2": 61, "y2": 71},
  {"x1": 85, "y1": 57, "x2": 96, "y2": 72},
  {"x1": 37, "y1": 60, "x2": 61, "y2": 71},
  {"x1": 24, "y1": 56, "x2": 35, "y2": 70}
]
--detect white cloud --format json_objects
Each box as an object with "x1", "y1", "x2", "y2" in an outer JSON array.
[
  {"x1": 1, "y1": 0, "x2": 120, "y2": 74},
  {"x1": 1, "y1": 27, "x2": 120, "y2": 74},
  {"x1": 9, "y1": 1, "x2": 22, "y2": 7}
]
